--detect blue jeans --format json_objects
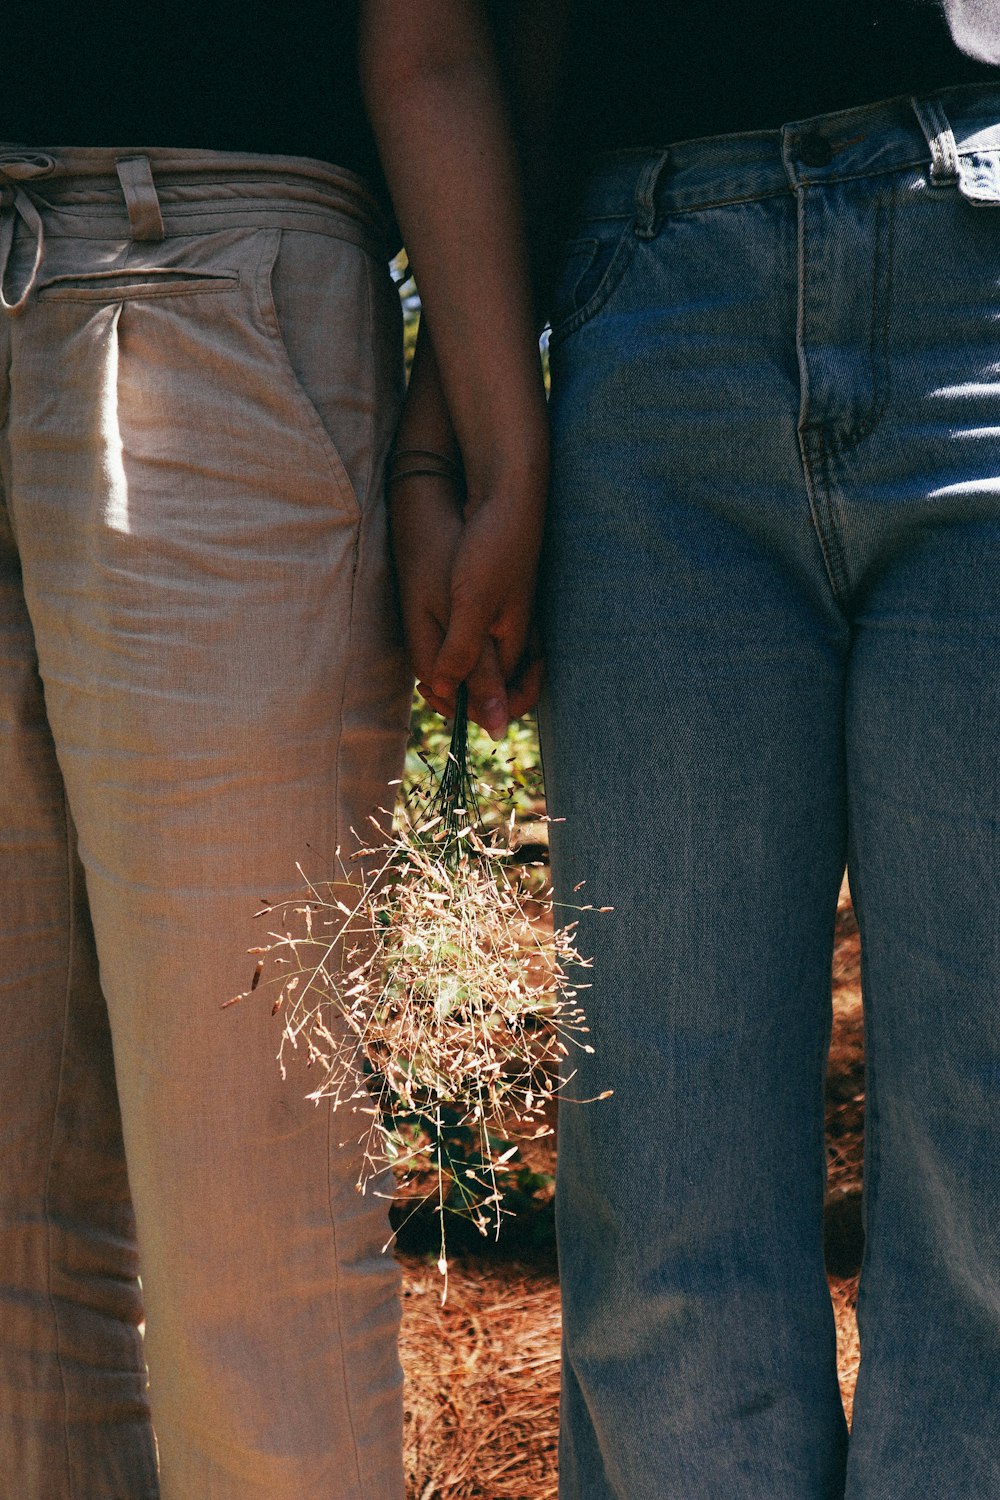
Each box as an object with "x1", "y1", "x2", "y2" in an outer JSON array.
[{"x1": 540, "y1": 84, "x2": 1000, "y2": 1499}]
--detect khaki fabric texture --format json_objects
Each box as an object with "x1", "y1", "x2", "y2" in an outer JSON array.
[{"x1": 0, "y1": 146, "x2": 410, "y2": 1499}]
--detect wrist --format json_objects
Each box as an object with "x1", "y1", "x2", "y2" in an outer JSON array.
[{"x1": 462, "y1": 440, "x2": 549, "y2": 518}]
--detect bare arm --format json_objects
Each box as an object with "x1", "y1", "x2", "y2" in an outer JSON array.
[{"x1": 359, "y1": 0, "x2": 549, "y2": 732}]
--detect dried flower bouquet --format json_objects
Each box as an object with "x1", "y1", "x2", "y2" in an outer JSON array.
[{"x1": 229, "y1": 689, "x2": 606, "y2": 1293}]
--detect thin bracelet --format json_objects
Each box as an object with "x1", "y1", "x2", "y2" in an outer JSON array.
[
  {"x1": 386, "y1": 466, "x2": 460, "y2": 485},
  {"x1": 390, "y1": 447, "x2": 461, "y2": 472},
  {"x1": 389, "y1": 449, "x2": 462, "y2": 489}
]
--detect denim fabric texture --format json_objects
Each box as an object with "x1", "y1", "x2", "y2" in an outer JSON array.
[
  {"x1": 540, "y1": 83, "x2": 1000, "y2": 1500},
  {"x1": 0, "y1": 147, "x2": 410, "y2": 1499}
]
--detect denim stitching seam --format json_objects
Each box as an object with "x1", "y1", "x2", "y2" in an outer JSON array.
[
  {"x1": 661, "y1": 158, "x2": 924, "y2": 220},
  {"x1": 824, "y1": 182, "x2": 896, "y2": 453},
  {"x1": 576, "y1": 156, "x2": 930, "y2": 229},
  {"x1": 845, "y1": 822, "x2": 880, "y2": 1360},
  {"x1": 815, "y1": 433, "x2": 851, "y2": 597},
  {"x1": 796, "y1": 187, "x2": 849, "y2": 601}
]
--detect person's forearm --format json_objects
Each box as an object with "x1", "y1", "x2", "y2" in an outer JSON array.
[
  {"x1": 359, "y1": 0, "x2": 546, "y2": 508},
  {"x1": 394, "y1": 325, "x2": 459, "y2": 472}
]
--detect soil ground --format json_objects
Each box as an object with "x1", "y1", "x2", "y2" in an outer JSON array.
[{"x1": 397, "y1": 879, "x2": 866, "y2": 1499}]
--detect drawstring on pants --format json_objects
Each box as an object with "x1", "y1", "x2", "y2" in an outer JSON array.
[
  {"x1": 0, "y1": 152, "x2": 56, "y2": 315},
  {"x1": 0, "y1": 151, "x2": 165, "y2": 315}
]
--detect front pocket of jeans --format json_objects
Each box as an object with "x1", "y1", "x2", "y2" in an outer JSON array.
[
  {"x1": 37, "y1": 267, "x2": 241, "y2": 301},
  {"x1": 548, "y1": 221, "x2": 638, "y2": 345}
]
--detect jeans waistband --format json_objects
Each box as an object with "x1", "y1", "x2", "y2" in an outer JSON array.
[
  {"x1": 574, "y1": 82, "x2": 1000, "y2": 228},
  {"x1": 0, "y1": 144, "x2": 388, "y2": 315}
]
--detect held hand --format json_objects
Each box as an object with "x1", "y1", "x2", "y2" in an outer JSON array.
[
  {"x1": 428, "y1": 482, "x2": 546, "y2": 736},
  {"x1": 388, "y1": 470, "x2": 464, "y2": 713},
  {"x1": 390, "y1": 470, "x2": 545, "y2": 737},
  {"x1": 387, "y1": 324, "x2": 548, "y2": 737}
]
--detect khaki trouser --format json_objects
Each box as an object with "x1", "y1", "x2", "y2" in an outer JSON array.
[{"x1": 0, "y1": 145, "x2": 410, "y2": 1499}]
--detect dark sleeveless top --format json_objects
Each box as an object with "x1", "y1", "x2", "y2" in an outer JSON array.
[
  {"x1": 561, "y1": 0, "x2": 999, "y2": 161},
  {"x1": 1, "y1": 1, "x2": 380, "y2": 188},
  {"x1": 5, "y1": 2, "x2": 997, "y2": 231}
]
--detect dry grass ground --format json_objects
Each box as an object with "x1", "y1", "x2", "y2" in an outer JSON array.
[{"x1": 398, "y1": 880, "x2": 866, "y2": 1498}]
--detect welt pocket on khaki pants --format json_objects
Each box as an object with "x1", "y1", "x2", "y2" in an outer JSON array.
[{"x1": 36, "y1": 266, "x2": 241, "y2": 301}]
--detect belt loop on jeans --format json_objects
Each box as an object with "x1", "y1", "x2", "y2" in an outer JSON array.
[
  {"x1": 634, "y1": 148, "x2": 671, "y2": 240},
  {"x1": 0, "y1": 152, "x2": 56, "y2": 315},
  {"x1": 116, "y1": 155, "x2": 165, "y2": 241},
  {"x1": 911, "y1": 96, "x2": 960, "y2": 188}
]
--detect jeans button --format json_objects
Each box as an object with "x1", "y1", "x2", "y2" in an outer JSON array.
[{"x1": 799, "y1": 134, "x2": 833, "y2": 168}]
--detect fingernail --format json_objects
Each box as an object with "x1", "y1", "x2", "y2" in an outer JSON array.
[
  {"x1": 482, "y1": 698, "x2": 507, "y2": 741},
  {"x1": 432, "y1": 679, "x2": 452, "y2": 701}
]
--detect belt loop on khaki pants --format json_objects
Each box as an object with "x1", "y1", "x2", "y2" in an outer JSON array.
[
  {"x1": 911, "y1": 95, "x2": 960, "y2": 188},
  {"x1": 0, "y1": 151, "x2": 56, "y2": 316},
  {"x1": 116, "y1": 155, "x2": 166, "y2": 241}
]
